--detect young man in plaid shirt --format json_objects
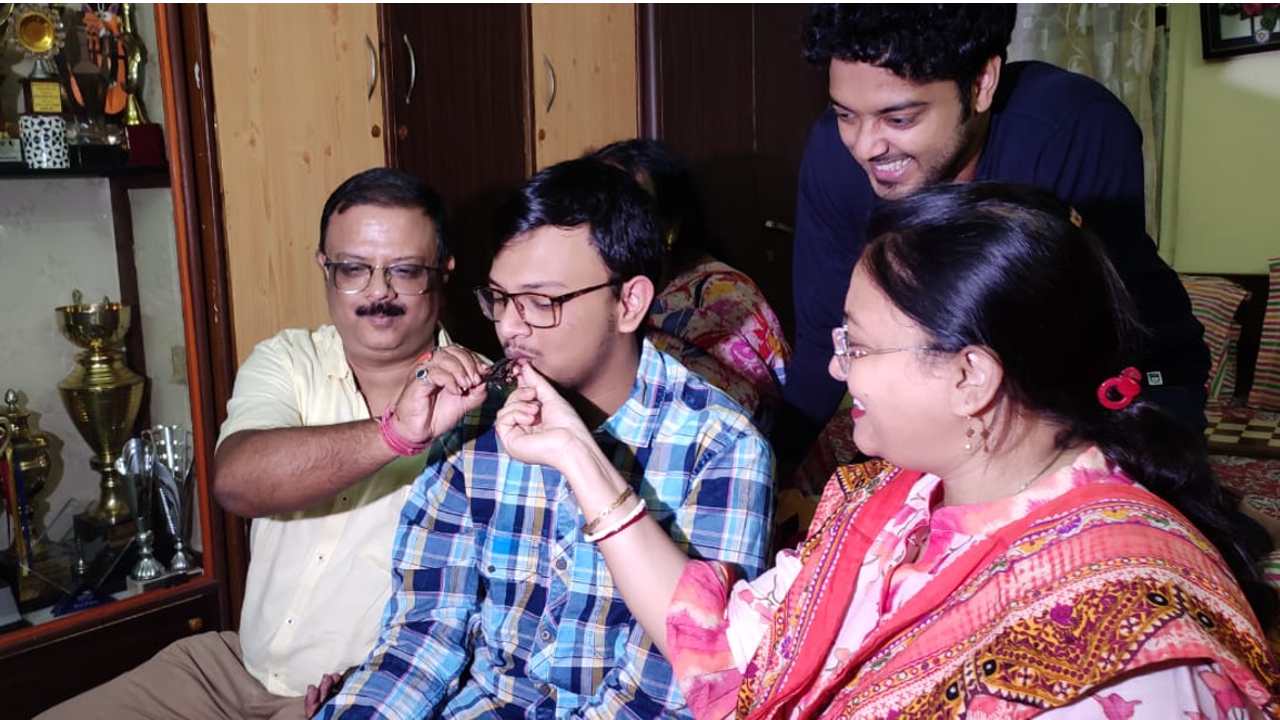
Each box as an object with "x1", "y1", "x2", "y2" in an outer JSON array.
[{"x1": 317, "y1": 158, "x2": 774, "y2": 719}]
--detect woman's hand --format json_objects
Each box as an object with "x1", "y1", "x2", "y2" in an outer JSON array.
[{"x1": 494, "y1": 361, "x2": 593, "y2": 472}]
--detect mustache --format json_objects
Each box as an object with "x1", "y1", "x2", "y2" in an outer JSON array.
[{"x1": 355, "y1": 302, "x2": 406, "y2": 317}]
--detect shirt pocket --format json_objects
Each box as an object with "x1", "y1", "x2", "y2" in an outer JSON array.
[{"x1": 479, "y1": 530, "x2": 545, "y2": 585}]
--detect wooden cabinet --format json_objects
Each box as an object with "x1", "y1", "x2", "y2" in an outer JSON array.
[
  {"x1": 640, "y1": 4, "x2": 827, "y2": 336},
  {"x1": 6, "y1": 586, "x2": 222, "y2": 718},
  {"x1": 205, "y1": 4, "x2": 387, "y2": 363},
  {"x1": 0, "y1": 5, "x2": 236, "y2": 714},
  {"x1": 380, "y1": 5, "x2": 530, "y2": 357},
  {"x1": 205, "y1": 4, "x2": 640, "y2": 360},
  {"x1": 531, "y1": 5, "x2": 638, "y2": 169},
  {"x1": 380, "y1": 4, "x2": 639, "y2": 355}
]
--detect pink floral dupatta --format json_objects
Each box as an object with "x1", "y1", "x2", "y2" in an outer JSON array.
[{"x1": 733, "y1": 461, "x2": 1280, "y2": 719}]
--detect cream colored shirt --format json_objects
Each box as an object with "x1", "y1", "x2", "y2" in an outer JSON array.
[{"x1": 216, "y1": 323, "x2": 451, "y2": 697}]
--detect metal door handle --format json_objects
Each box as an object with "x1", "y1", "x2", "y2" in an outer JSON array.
[
  {"x1": 365, "y1": 35, "x2": 377, "y2": 101},
  {"x1": 543, "y1": 54, "x2": 557, "y2": 114},
  {"x1": 764, "y1": 220, "x2": 795, "y2": 235},
  {"x1": 402, "y1": 34, "x2": 416, "y2": 104}
]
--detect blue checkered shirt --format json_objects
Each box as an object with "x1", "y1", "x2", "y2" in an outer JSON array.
[{"x1": 320, "y1": 339, "x2": 774, "y2": 719}]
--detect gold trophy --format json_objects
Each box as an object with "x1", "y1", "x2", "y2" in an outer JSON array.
[
  {"x1": 119, "y1": 2, "x2": 164, "y2": 166},
  {"x1": 5, "y1": 4, "x2": 66, "y2": 114},
  {"x1": 56, "y1": 290, "x2": 145, "y2": 533},
  {"x1": 0, "y1": 389, "x2": 64, "y2": 611}
]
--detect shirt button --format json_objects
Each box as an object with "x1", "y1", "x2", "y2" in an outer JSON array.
[
  {"x1": 554, "y1": 557, "x2": 567, "y2": 571},
  {"x1": 317, "y1": 554, "x2": 325, "y2": 562},
  {"x1": 286, "y1": 618, "x2": 293, "y2": 625},
  {"x1": 487, "y1": 564, "x2": 497, "y2": 573},
  {"x1": 540, "y1": 629, "x2": 552, "y2": 642}
]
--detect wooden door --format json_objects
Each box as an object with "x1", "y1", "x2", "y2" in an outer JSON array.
[
  {"x1": 381, "y1": 5, "x2": 531, "y2": 357},
  {"x1": 206, "y1": 4, "x2": 387, "y2": 362},
  {"x1": 531, "y1": 5, "x2": 639, "y2": 169},
  {"x1": 641, "y1": 4, "x2": 827, "y2": 336}
]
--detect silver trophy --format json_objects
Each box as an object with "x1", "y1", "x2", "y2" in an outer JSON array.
[
  {"x1": 145, "y1": 425, "x2": 195, "y2": 573},
  {"x1": 115, "y1": 436, "x2": 164, "y2": 581}
]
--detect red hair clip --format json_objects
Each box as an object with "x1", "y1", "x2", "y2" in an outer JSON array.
[{"x1": 1097, "y1": 367, "x2": 1142, "y2": 410}]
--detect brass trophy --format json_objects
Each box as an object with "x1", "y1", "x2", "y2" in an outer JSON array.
[
  {"x1": 0, "y1": 389, "x2": 63, "y2": 611},
  {"x1": 4, "y1": 4, "x2": 70, "y2": 169},
  {"x1": 118, "y1": 2, "x2": 163, "y2": 166},
  {"x1": 6, "y1": 4, "x2": 66, "y2": 114},
  {"x1": 55, "y1": 290, "x2": 145, "y2": 538}
]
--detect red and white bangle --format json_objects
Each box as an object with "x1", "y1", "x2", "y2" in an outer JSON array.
[
  {"x1": 379, "y1": 405, "x2": 429, "y2": 456},
  {"x1": 583, "y1": 498, "x2": 647, "y2": 543}
]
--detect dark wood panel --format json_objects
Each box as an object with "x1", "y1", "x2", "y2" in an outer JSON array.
[
  {"x1": 647, "y1": 4, "x2": 757, "y2": 284},
  {"x1": 2, "y1": 587, "x2": 220, "y2": 718},
  {"x1": 750, "y1": 4, "x2": 828, "y2": 335},
  {"x1": 382, "y1": 5, "x2": 531, "y2": 358},
  {"x1": 641, "y1": 4, "x2": 827, "y2": 337}
]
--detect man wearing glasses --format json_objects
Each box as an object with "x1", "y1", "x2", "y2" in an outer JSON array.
[
  {"x1": 320, "y1": 158, "x2": 773, "y2": 718},
  {"x1": 39, "y1": 168, "x2": 466, "y2": 720}
]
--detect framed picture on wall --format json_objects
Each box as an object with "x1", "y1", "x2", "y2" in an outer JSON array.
[{"x1": 1201, "y1": 4, "x2": 1280, "y2": 58}]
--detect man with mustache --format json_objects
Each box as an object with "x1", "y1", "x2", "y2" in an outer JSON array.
[
  {"x1": 318, "y1": 158, "x2": 774, "y2": 718},
  {"x1": 39, "y1": 168, "x2": 464, "y2": 720},
  {"x1": 781, "y1": 5, "x2": 1210, "y2": 468}
]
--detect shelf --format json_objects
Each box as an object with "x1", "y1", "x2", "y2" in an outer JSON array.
[{"x1": 0, "y1": 165, "x2": 171, "y2": 188}]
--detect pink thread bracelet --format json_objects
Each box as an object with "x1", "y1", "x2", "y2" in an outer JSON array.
[{"x1": 379, "y1": 406, "x2": 429, "y2": 456}]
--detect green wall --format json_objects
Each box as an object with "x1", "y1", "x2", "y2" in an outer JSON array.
[{"x1": 1160, "y1": 4, "x2": 1280, "y2": 274}]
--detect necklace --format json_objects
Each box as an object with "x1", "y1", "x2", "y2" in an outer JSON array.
[{"x1": 1014, "y1": 448, "x2": 1068, "y2": 495}]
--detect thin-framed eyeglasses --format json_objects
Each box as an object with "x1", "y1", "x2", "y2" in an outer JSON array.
[
  {"x1": 322, "y1": 257, "x2": 446, "y2": 295},
  {"x1": 474, "y1": 280, "x2": 621, "y2": 329},
  {"x1": 831, "y1": 325, "x2": 935, "y2": 376}
]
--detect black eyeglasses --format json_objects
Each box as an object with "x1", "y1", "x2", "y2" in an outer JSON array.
[
  {"x1": 322, "y1": 257, "x2": 446, "y2": 295},
  {"x1": 473, "y1": 280, "x2": 621, "y2": 329}
]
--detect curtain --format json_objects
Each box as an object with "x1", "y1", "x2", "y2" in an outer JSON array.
[{"x1": 1008, "y1": 4, "x2": 1166, "y2": 242}]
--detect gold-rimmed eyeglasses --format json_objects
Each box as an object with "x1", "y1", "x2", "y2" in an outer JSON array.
[{"x1": 322, "y1": 258, "x2": 446, "y2": 295}]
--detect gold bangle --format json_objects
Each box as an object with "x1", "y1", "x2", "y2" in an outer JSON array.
[{"x1": 581, "y1": 486, "x2": 635, "y2": 536}]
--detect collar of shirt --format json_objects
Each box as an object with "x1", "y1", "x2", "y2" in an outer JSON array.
[{"x1": 593, "y1": 337, "x2": 666, "y2": 449}]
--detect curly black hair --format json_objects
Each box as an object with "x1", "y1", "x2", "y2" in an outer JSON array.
[{"x1": 803, "y1": 4, "x2": 1018, "y2": 117}]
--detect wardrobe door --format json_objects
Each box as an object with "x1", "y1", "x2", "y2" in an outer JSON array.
[
  {"x1": 383, "y1": 5, "x2": 530, "y2": 356},
  {"x1": 531, "y1": 5, "x2": 639, "y2": 170},
  {"x1": 642, "y1": 4, "x2": 827, "y2": 336},
  {"x1": 206, "y1": 4, "x2": 387, "y2": 360}
]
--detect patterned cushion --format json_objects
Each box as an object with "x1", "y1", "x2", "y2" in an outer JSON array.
[
  {"x1": 1248, "y1": 258, "x2": 1280, "y2": 411},
  {"x1": 1181, "y1": 275, "x2": 1250, "y2": 399}
]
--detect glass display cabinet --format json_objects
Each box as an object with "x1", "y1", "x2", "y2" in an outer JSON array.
[{"x1": 0, "y1": 5, "x2": 237, "y2": 716}]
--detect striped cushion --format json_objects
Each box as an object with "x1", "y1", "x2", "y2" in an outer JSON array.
[
  {"x1": 1249, "y1": 258, "x2": 1280, "y2": 411},
  {"x1": 1180, "y1": 275, "x2": 1250, "y2": 399}
]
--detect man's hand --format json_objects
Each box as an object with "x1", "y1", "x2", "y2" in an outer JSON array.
[
  {"x1": 390, "y1": 346, "x2": 490, "y2": 444},
  {"x1": 494, "y1": 361, "x2": 593, "y2": 472},
  {"x1": 304, "y1": 668, "x2": 352, "y2": 718}
]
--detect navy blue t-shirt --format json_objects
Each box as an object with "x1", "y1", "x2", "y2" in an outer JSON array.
[{"x1": 783, "y1": 61, "x2": 1209, "y2": 446}]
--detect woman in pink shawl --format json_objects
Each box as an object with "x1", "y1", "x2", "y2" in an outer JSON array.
[{"x1": 493, "y1": 183, "x2": 1280, "y2": 718}]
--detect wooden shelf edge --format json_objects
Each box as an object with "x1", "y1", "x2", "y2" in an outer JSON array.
[
  {"x1": 0, "y1": 575, "x2": 219, "y2": 659},
  {"x1": 0, "y1": 165, "x2": 171, "y2": 187}
]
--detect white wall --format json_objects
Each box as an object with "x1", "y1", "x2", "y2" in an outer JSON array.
[
  {"x1": 1160, "y1": 4, "x2": 1280, "y2": 273},
  {"x1": 0, "y1": 5, "x2": 190, "y2": 550}
]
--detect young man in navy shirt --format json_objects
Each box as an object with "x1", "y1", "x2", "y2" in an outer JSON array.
[{"x1": 782, "y1": 5, "x2": 1208, "y2": 460}]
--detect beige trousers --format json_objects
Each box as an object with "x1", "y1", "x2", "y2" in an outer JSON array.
[{"x1": 35, "y1": 631, "x2": 306, "y2": 720}]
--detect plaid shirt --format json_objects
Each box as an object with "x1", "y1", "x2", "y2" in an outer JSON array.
[{"x1": 321, "y1": 339, "x2": 774, "y2": 719}]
